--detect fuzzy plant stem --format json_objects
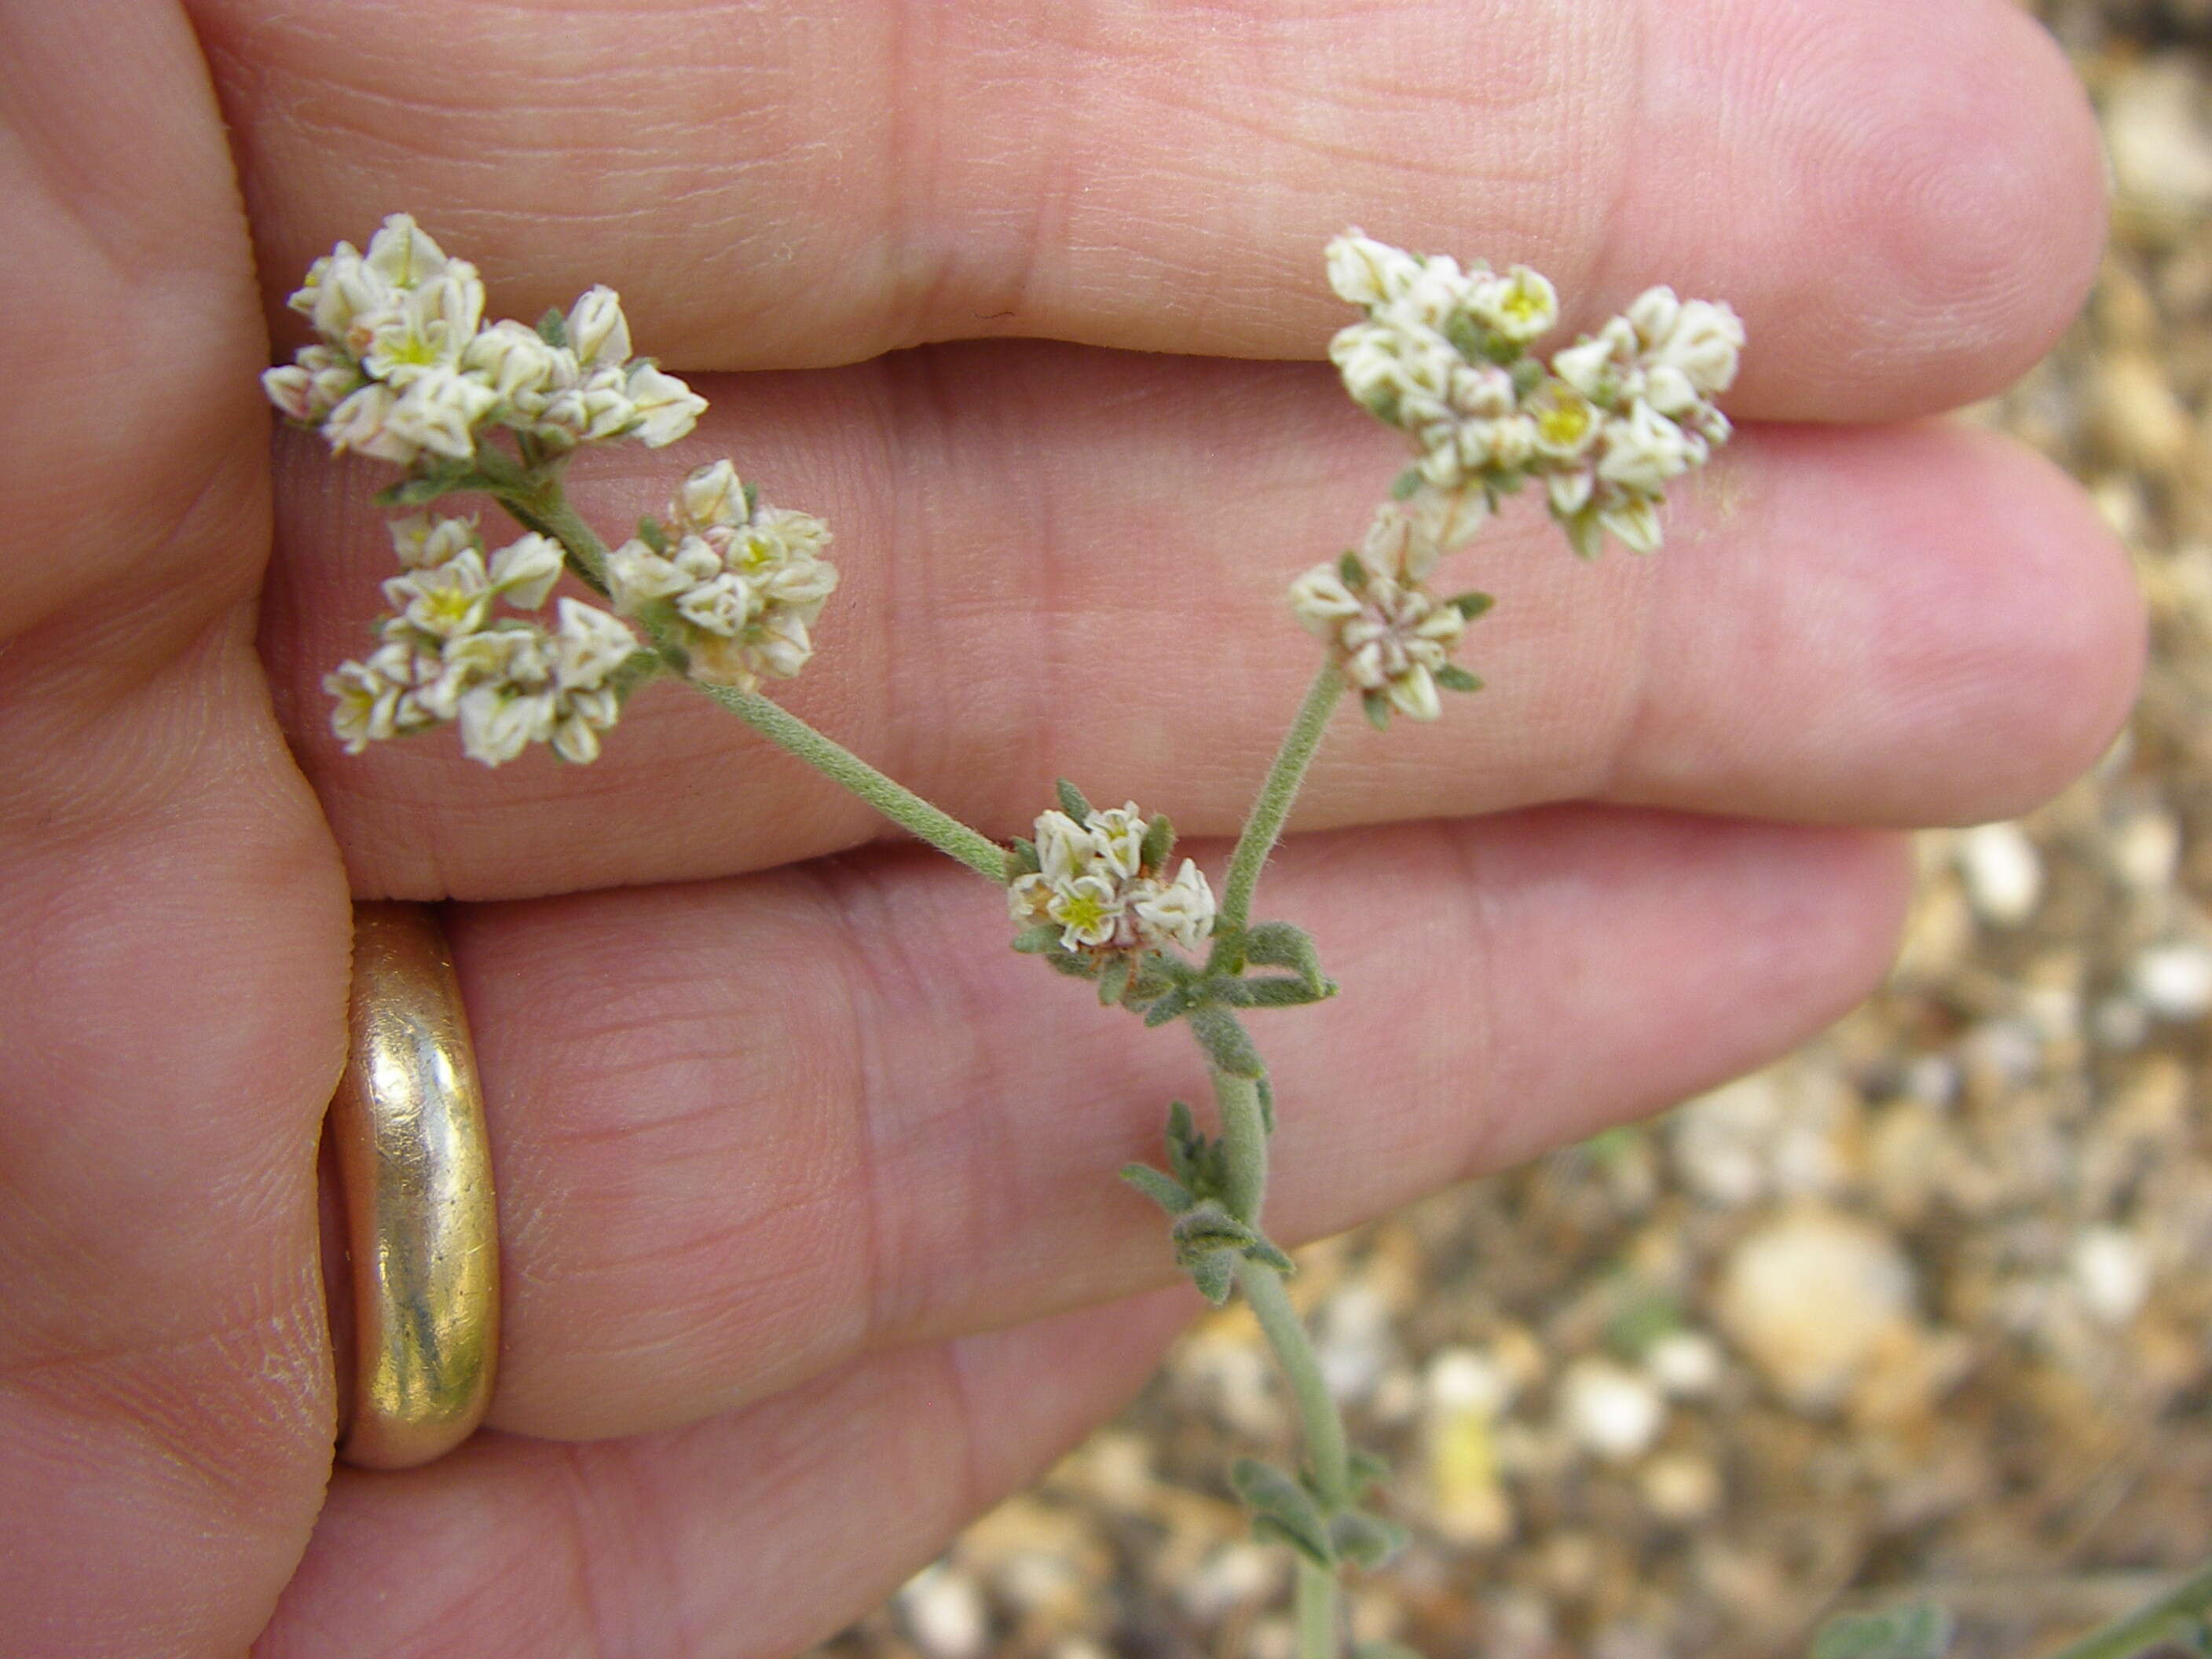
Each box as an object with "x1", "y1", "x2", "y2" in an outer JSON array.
[
  {"x1": 1295, "y1": 1560, "x2": 1340, "y2": 1658},
  {"x1": 2045, "y1": 1560, "x2": 2212, "y2": 1659},
  {"x1": 485, "y1": 456, "x2": 1006, "y2": 883},
  {"x1": 1210, "y1": 1048, "x2": 1354, "y2": 1659},
  {"x1": 1221, "y1": 665, "x2": 1345, "y2": 929}
]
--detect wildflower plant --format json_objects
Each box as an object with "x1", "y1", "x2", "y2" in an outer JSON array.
[{"x1": 269, "y1": 217, "x2": 1740, "y2": 1659}]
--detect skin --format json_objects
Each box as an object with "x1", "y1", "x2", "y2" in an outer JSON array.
[{"x1": 0, "y1": 1, "x2": 2140, "y2": 1654}]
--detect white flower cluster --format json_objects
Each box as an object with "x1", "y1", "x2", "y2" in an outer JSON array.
[
  {"x1": 1010, "y1": 804, "x2": 1217, "y2": 956},
  {"x1": 264, "y1": 214, "x2": 707, "y2": 467},
  {"x1": 1287, "y1": 511, "x2": 1474, "y2": 723},
  {"x1": 324, "y1": 515, "x2": 643, "y2": 767},
  {"x1": 606, "y1": 460, "x2": 840, "y2": 692},
  {"x1": 1326, "y1": 229, "x2": 1742, "y2": 558}
]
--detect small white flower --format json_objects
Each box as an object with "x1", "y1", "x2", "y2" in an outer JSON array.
[
  {"x1": 1047, "y1": 873, "x2": 1126, "y2": 949},
  {"x1": 1032, "y1": 811, "x2": 1097, "y2": 883},
  {"x1": 674, "y1": 571, "x2": 755, "y2": 635},
  {"x1": 486, "y1": 532, "x2": 565, "y2": 609},
  {"x1": 1287, "y1": 566, "x2": 1366, "y2": 635},
  {"x1": 1086, "y1": 804, "x2": 1148, "y2": 881},
  {"x1": 674, "y1": 459, "x2": 746, "y2": 531},
  {"x1": 565, "y1": 285, "x2": 632, "y2": 369},
  {"x1": 383, "y1": 550, "x2": 496, "y2": 640},
  {"x1": 549, "y1": 596, "x2": 639, "y2": 687},
  {"x1": 462, "y1": 320, "x2": 562, "y2": 405},
  {"x1": 457, "y1": 684, "x2": 557, "y2": 767},
  {"x1": 390, "y1": 513, "x2": 480, "y2": 570},
  {"x1": 624, "y1": 361, "x2": 707, "y2": 447},
  {"x1": 1469, "y1": 265, "x2": 1558, "y2": 344},
  {"x1": 1324, "y1": 229, "x2": 1424, "y2": 307},
  {"x1": 1596, "y1": 401, "x2": 1697, "y2": 494},
  {"x1": 1131, "y1": 859, "x2": 1216, "y2": 953}
]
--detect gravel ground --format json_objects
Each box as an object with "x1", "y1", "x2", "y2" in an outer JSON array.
[{"x1": 815, "y1": 9, "x2": 2212, "y2": 1657}]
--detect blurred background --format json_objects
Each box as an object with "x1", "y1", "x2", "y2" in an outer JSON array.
[{"x1": 816, "y1": 5, "x2": 2212, "y2": 1654}]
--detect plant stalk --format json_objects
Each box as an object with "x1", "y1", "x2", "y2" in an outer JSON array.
[
  {"x1": 487, "y1": 461, "x2": 1006, "y2": 883},
  {"x1": 2045, "y1": 1560, "x2": 2212, "y2": 1659},
  {"x1": 1295, "y1": 1558, "x2": 1340, "y2": 1659},
  {"x1": 1221, "y1": 665, "x2": 1344, "y2": 929}
]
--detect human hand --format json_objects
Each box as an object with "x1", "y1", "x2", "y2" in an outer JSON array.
[{"x1": 0, "y1": 1, "x2": 2138, "y2": 1653}]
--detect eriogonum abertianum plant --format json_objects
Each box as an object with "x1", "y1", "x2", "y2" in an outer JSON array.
[{"x1": 267, "y1": 217, "x2": 1739, "y2": 1659}]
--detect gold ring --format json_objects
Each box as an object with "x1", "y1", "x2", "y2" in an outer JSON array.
[{"x1": 328, "y1": 903, "x2": 501, "y2": 1468}]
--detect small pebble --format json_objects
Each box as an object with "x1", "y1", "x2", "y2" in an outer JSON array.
[
  {"x1": 896, "y1": 1565, "x2": 990, "y2": 1659},
  {"x1": 1639, "y1": 1451, "x2": 1723, "y2": 1523},
  {"x1": 1715, "y1": 1207, "x2": 1917, "y2": 1412},
  {"x1": 1956, "y1": 822, "x2": 2044, "y2": 926},
  {"x1": 2131, "y1": 941, "x2": 2212, "y2": 1020},
  {"x1": 1558, "y1": 1358, "x2": 1667, "y2": 1463},
  {"x1": 2071, "y1": 1226, "x2": 2152, "y2": 1325},
  {"x1": 1644, "y1": 1329, "x2": 1726, "y2": 1399}
]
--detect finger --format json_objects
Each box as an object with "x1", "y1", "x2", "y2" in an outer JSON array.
[
  {"x1": 192, "y1": 0, "x2": 2102, "y2": 420},
  {"x1": 0, "y1": 3, "x2": 349, "y2": 1649},
  {"x1": 255, "y1": 1290, "x2": 1191, "y2": 1659},
  {"x1": 261, "y1": 346, "x2": 2140, "y2": 901},
  {"x1": 436, "y1": 806, "x2": 1907, "y2": 1441}
]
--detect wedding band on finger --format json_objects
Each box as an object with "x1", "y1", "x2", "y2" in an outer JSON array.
[{"x1": 328, "y1": 903, "x2": 501, "y2": 1469}]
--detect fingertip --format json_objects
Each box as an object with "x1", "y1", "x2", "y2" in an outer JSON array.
[{"x1": 1839, "y1": 2, "x2": 2108, "y2": 414}]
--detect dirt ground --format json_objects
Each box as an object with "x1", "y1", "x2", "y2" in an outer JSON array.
[{"x1": 815, "y1": 9, "x2": 2212, "y2": 1656}]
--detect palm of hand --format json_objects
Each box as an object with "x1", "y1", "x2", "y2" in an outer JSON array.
[{"x1": 0, "y1": 2, "x2": 2137, "y2": 1654}]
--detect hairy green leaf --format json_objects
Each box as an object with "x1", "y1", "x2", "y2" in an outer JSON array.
[
  {"x1": 1172, "y1": 1201, "x2": 1258, "y2": 1265},
  {"x1": 1097, "y1": 954, "x2": 1133, "y2": 1007},
  {"x1": 1362, "y1": 690, "x2": 1393, "y2": 732},
  {"x1": 1448, "y1": 591, "x2": 1494, "y2": 620},
  {"x1": 1234, "y1": 1459, "x2": 1336, "y2": 1567},
  {"x1": 1054, "y1": 778, "x2": 1093, "y2": 820},
  {"x1": 535, "y1": 307, "x2": 569, "y2": 348},
  {"x1": 1119, "y1": 1163, "x2": 1193, "y2": 1216},
  {"x1": 1140, "y1": 812, "x2": 1175, "y2": 873},
  {"x1": 1338, "y1": 550, "x2": 1369, "y2": 590},
  {"x1": 1240, "y1": 921, "x2": 1324, "y2": 987},
  {"x1": 1330, "y1": 1509, "x2": 1409, "y2": 1569},
  {"x1": 1188, "y1": 1249, "x2": 1234, "y2": 1306},
  {"x1": 1189, "y1": 1008, "x2": 1265, "y2": 1079},
  {"x1": 1808, "y1": 1603, "x2": 1955, "y2": 1659},
  {"x1": 1010, "y1": 924, "x2": 1062, "y2": 954},
  {"x1": 1006, "y1": 837, "x2": 1041, "y2": 877},
  {"x1": 1435, "y1": 665, "x2": 1484, "y2": 694}
]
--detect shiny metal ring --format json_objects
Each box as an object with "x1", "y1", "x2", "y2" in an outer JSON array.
[{"x1": 329, "y1": 903, "x2": 501, "y2": 1468}]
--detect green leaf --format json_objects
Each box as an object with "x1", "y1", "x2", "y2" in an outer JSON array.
[
  {"x1": 1233, "y1": 1459, "x2": 1336, "y2": 1568},
  {"x1": 1338, "y1": 550, "x2": 1369, "y2": 590},
  {"x1": 1171, "y1": 1200, "x2": 1259, "y2": 1266},
  {"x1": 1165, "y1": 1100, "x2": 1204, "y2": 1188},
  {"x1": 1142, "y1": 987, "x2": 1196, "y2": 1027},
  {"x1": 1241, "y1": 921, "x2": 1324, "y2": 991},
  {"x1": 1006, "y1": 837, "x2": 1041, "y2": 877},
  {"x1": 1119, "y1": 1163, "x2": 1193, "y2": 1216},
  {"x1": 1347, "y1": 1449, "x2": 1390, "y2": 1495},
  {"x1": 1390, "y1": 467, "x2": 1423, "y2": 501},
  {"x1": 1434, "y1": 665, "x2": 1483, "y2": 694},
  {"x1": 1448, "y1": 591, "x2": 1495, "y2": 620},
  {"x1": 635, "y1": 516, "x2": 668, "y2": 555},
  {"x1": 1808, "y1": 1603, "x2": 1955, "y2": 1659},
  {"x1": 1097, "y1": 954, "x2": 1133, "y2": 1007},
  {"x1": 535, "y1": 307, "x2": 569, "y2": 348},
  {"x1": 1331, "y1": 1510, "x2": 1410, "y2": 1569},
  {"x1": 1243, "y1": 1232, "x2": 1296, "y2": 1274},
  {"x1": 1043, "y1": 948, "x2": 1097, "y2": 980},
  {"x1": 1362, "y1": 690, "x2": 1393, "y2": 732},
  {"x1": 1188, "y1": 1249, "x2": 1235, "y2": 1306},
  {"x1": 742, "y1": 481, "x2": 760, "y2": 518},
  {"x1": 1054, "y1": 778, "x2": 1092, "y2": 820},
  {"x1": 1214, "y1": 976, "x2": 1334, "y2": 1009},
  {"x1": 1010, "y1": 924, "x2": 1062, "y2": 954},
  {"x1": 1188, "y1": 1008, "x2": 1265, "y2": 1079},
  {"x1": 1141, "y1": 813, "x2": 1176, "y2": 873},
  {"x1": 1257, "y1": 1075, "x2": 1276, "y2": 1134}
]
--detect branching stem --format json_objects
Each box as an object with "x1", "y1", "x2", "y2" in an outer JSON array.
[
  {"x1": 483, "y1": 457, "x2": 1006, "y2": 883},
  {"x1": 1221, "y1": 665, "x2": 1344, "y2": 929}
]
